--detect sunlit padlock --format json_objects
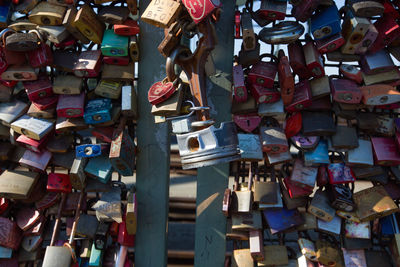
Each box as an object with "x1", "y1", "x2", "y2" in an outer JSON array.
[
  {"x1": 101, "y1": 29, "x2": 129, "y2": 57},
  {"x1": 348, "y1": 0, "x2": 384, "y2": 18},
  {"x1": 28, "y1": 2, "x2": 66, "y2": 26},
  {"x1": 73, "y1": 4, "x2": 105, "y2": 44},
  {"x1": 310, "y1": 4, "x2": 341, "y2": 40},
  {"x1": 98, "y1": 6, "x2": 129, "y2": 24},
  {"x1": 259, "y1": 117, "x2": 288, "y2": 154},
  {"x1": 73, "y1": 50, "x2": 102, "y2": 78},
  {"x1": 360, "y1": 49, "x2": 396, "y2": 75},
  {"x1": 114, "y1": 19, "x2": 140, "y2": 36},
  {"x1": 354, "y1": 23, "x2": 378, "y2": 55},
  {"x1": 339, "y1": 64, "x2": 362, "y2": 84},
  {"x1": 176, "y1": 121, "x2": 241, "y2": 169},
  {"x1": 181, "y1": 0, "x2": 221, "y2": 24},
  {"x1": 341, "y1": 9, "x2": 371, "y2": 54}
]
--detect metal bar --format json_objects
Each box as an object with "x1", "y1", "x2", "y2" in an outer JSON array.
[
  {"x1": 135, "y1": 2, "x2": 171, "y2": 265},
  {"x1": 193, "y1": 1, "x2": 236, "y2": 266}
]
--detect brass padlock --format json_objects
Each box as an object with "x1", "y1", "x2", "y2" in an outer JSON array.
[
  {"x1": 308, "y1": 189, "x2": 336, "y2": 222},
  {"x1": 73, "y1": 4, "x2": 105, "y2": 44},
  {"x1": 29, "y1": 2, "x2": 66, "y2": 26},
  {"x1": 316, "y1": 238, "x2": 342, "y2": 267},
  {"x1": 95, "y1": 80, "x2": 122, "y2": 99},
  {"x1": 0, "y1": 170, "x2": 39, "y2": 200},
  {"x1": 141, "y1": 0, "x2": 182, "y2": 28},
  {"x1": 62, "y1": 7, "x2": 90, "y2": 44}
]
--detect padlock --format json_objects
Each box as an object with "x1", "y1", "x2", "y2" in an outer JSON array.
[
  {"x1": 1, "y1": 65, "x2": 38, "y2": 81},
  {"x1": 303, "y1": 139, "x2": 330, "y2": 166},
  {"x1": 353, "y1": 185, "x2": 398, "y2": 222},
  {"x1": 368, "y1": 15, "x2": 400, "y2": 53},
  {"x1": 141, "y1": 0, "x2": 182, "y2": 28},
  {"x1": 289, "y1": 159, "x2": 317, "y2": 190},
  {"x1": 259, "y1": 117, "x2": 288, "y2": 154},
  {"x1": 76, "y1": 144, "x2": 103, "y2": 158},
  {"x1": 318, "y1": 215, "x2": 342, "y2": 235},
  {"x1": 241, "y1": 10, "x2": 256, "y2": 51},
  {"x1": 258, "y1": 245, "x2": 289, "y2": 266},
  {"x1": 308, "y1": 189, "x2": 336, "y2": 222},
  {"x1": 248, "y1": 84, "x2": 280, "y2": 104},
  {"x1": 371, "y1": 137, "x2": 400, "y2": 166},
  {"x1": 73, "y1": 50, "x2": 102, "y2": 78},
  {"x1": 315, "y1": 238, "x2": 341, "y2": 267},
  {"x1": 263, "y1": 207, "x2": 304, "y2": 234},
  {"x1": 310, "y1": 4, "x2": 341, "y2": 40},
  {"x1": 330, "y1": 78, "x2": 362, "y2": 104},
  {"x1": 27, "y1": 32, "x2": 53, "y2": 68},
  {"x1": 102, "y1": 63, "x2": 135, "y2": 82},
  {"x1": 0, "y1": 29, "x2": 27, "y2": 67},
  {"x1": 11, "y1": 115, "x2": 53, "y2": 141},
  {"x1": 315, "y1": 33, "x2": 345, "y2": 54},
  {"x1": 232, "y1": 64, "x2": 247, "y2": 103},
  {"x1": 331, "y1": 125, "x2": 359, "y2": 149},
  {"x1": 23, "y1": 76, "x2": 53, "y2": 102},
  {"x1": 303, "y1": 40, "x2": 325, "y2": 78},
  {"x1": 298, "y1": 238, "x2": 317, "y2": 261},
  {"x1": 285, "y1": 80, "x2": 312, "y2": 113},
  {"x1": 85, "y1": 154, "x2": 113, "y2": 183},
  {"x1": 280, "y1": 182, "x2": 309, "y2": 209},
  {"x1": 47, "y1": 173, "x2": 72, "y2": 194},
  {"x1": 16, "y1": 133, "x2": 49, "y2": 153},
  {"x1": 342, "y1": 248, "x2": 367, "y2": 267},
  {"x1": 283, "y1": 172, "x2": 313, "y2": 198},
  {"x1": 176, "y1": 122, "x2": 240, "y2": 169},
  {"x1": 28, "y1": 2, "x2": 66, "y2": 26},
  {"x1": 46, "y1": 134, "x2": 73, "y2": 153},
  {"x1": 354, "y1": 23, "x2": 378, "y2": 55},
  {"x1": 15, "y1": 207, "x2": 42, "y2": 232},
  {"x1": 360, "y1": 84, "x2": 400, "y2": 105},
  {"x1": 37, "y1": 25, "x2": 70, "y2": 44},
  {"x1": 52, "y1": 50, "x2": 79, "y2": 72},
  {"x1": 95, "y1": 80, "x2": 122, "y2": 100},
  {"x1": 73, "y1": 4, "x2": 105, "y2": 44},
  {"x1": 233, "y1": 114, "x2": 261, "y2": 133},
  {"x1": 0, "y1": 100, "x2": 28, "y2": 126},
  {"x1": 158, "y1": 21, "x2": 181, "y2": 58},
  {"x1": 339, "y1": 64, "x2": 362, "y2": 84},
  {"x1": 0, "y1": 218, "x2": 22, "y2": 250},
  {"x1": 83, "y1": 98, "x2": 112, "y2": 125},
  {"x1": 31, "y1": 94, "x2": 59, "y2": 111},
  {"x1": 53, "y1": 75, "x2": 83, "y2": 95},
  {"x1": 344, "y1": 220, "x2": 370, "y2": 239},
  {"x1": 98, "y1": 6, "x2": 129, "y2": 25},
  {"x1": 327, "y1": 184, "x2": 355, "y2": 211},
  {"x1": 101, "y1": 29, "x2": 129, "y2": 57},
  {"x1": 231, "y1": 187, "x2": 253, "y2": 214},
  {"x1": 181, "y1": 0, "x2": 220, "y2": 24},
  {"x1": 238, "y1": 42, "x2": 260, "y2": 68},
  {"x1": 5, "y1": 31, "x2": 40, "y2": 52},
  {"x1": 232, "y1": 249, "x2": 253, "y2": 267},
  {"x1": 341, "y1": 11, "x2": 371, "y2": 54},
  {"x1": 363, "y1": 68, "x2": 400, "y2": 86},
  {"x1": 291, "y1": 0, "x2": 320, "y2": 22},
  {"x1": 237, "y1": 134, "x2": 263, "y2": 160},
  {"x1": 247, "y1": 54, "x2": 277, "y2": 89},
  {"x1": 148, "y1": 77, "x2": 180, "y2": 105},
  {"x1": 253, "y1": 165, "x2": 279, "y2": 205},
  {"x1": 346, "y1": 138, "x2": 374, "y2": 166},
  {"x1": 249, "y1": 229, "x2": 264, "y2": 261},
  {"x1": 360, "y1": 50, "x2": 396, "y2": 75},
  {"x1": 257, "y1": 0, "x2": 287, "y2": 21},
  {"x1": 0, "y1": 170, "x2": 39, "y2": 200},
  {"x1": 277, "y1": 49, "x2": 294, "y2": 106},
  {"x1": 110, "y1": 123, "x2": 135, "y2": 176},
  {"x1": 76, "y1": 214, "x2": 99, "y2": 239},
  {"x1": 56, "y1": 92, "x2": 85, "y2": 118},
  {"x1": 126, "y1": 188, "x2": 137, "y2": 235},
  {"x1": 348, "y1": 0, "x2": 384, "y2": 17},
  {"x1": 114, "y1": 19, "x2": 140, "y2": 36},
  {"x1": 103, "y1": 55, "x2": 130, "y2": 66},
  {"x1": 19, "y1": 149, "x2": 52, "y2": 172},
  {"x1": 69, "y1": 157, "x2": 87, "y2": 190},
  {"x1": 62, "y1": 7, "x2": 90, "y2": 44},
  {"x1": 308, "y1": 76, "x2": 330, "y2": 101}
]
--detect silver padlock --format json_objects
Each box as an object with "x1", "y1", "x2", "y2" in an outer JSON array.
[
  {"x1": 176, "y1": 121, "x2": 240, "y2": 169},
  {"x1": 171, "y1": 116, "x2": 196, "y2": 134}
]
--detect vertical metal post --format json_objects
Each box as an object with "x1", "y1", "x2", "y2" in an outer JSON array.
[
  {"x1": 194, "y1": 1, "x2": 236, "y2": 266},
  {"x1": 136, "y1": 4, "x2": 171, "y2": 266}
]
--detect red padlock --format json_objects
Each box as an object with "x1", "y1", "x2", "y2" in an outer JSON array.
[
  {"x1": 23, "y1": 76, "x2": 53, "y2": 102},
  {"x1": 118, "y1": 221, "x2": 135, "y2": 247},
  {"x1": 288, "y1": 40, "x2": 312, "y2": 80},
  {"x1": 303, "y1": 40, "x2": 325, "y2": 78},
  {"x1": 247, "y1": 54, "x2": 277, "y2": 88},
  {"x1": 285, "y1": 80, "x2": 312, "y2": 113},
  {"x1": 315, "y1": 33, "x2": 345, "y2": 54},
  {"x1": 234, "y1": 10, "x2": 241, "y2": 39},
  {"x1": 339, "y1": 64, "x2": 363, "y2": 84},
  {"x1": 371, "y1": 137, "x2": 400, "y2": 166},
  {"x1": 47, "y1": 173, "x2": 72, "y2": 193},
  {"x1": 0, "y1": 198, "x2": 9, "y2": 215},
  {"x1": 27, "y1": 30, "x2": 53, "y2": 68},
  {"x1": 32, "y1": 95, "x2": 59, "y2": 111},
  {"x1": 291, "y1": 0, "x2": 320, "y2": 22},
  {"x1": 73, "y1": 50, "x2": 102, "y2": 78},
  {"x1": 248, "y1": 84, "x2": 280, "y2": 104},
  {"x1": 278, "y1": 49, "x2": 294, "y2": 106},
  {"x1": 232, "y1": 64, "x2": 247, "y2": 103},
  {"x1": 114, "y1": 19, "x2": 140, "y2": 36},
  {"x1": 233, "y1": 113, "x2": 261, "y2": 133},
  {"x1": 330, "y1": 78, "x2": 362, "y2": 104},
  {"x1": 16, "y1": 133, "x2": 50, "y2": 153},
  {"x1": 56, "y1": 92, "x2": 85, "y2": 118},
  {"x1": 368, "y1": 15, "x2": 400, "y2": 53},
  {"x1": 327, "y1": 163, "x2": 356, "y2": 184},
  {"x1": 148, "y1": 78, "x2": 178, "y2": 105},
  {"x1": 284, "y1": 112, "x2": 302, "y2": 138},
  {"x1": 181, "y1": 0, "x2": 221, "y2": 24}
]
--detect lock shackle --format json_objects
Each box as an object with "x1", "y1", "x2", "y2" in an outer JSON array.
[
  {"x1": 166, "y1": 45, "x2": 192, "y2": 83},
  {"x1": 261, "y1": 116, "x2": 280, "y2": 128},
  {"x1": 258, "y1": 53, "x2": 278, "y2": 63},
  {"x1": 0, "y1": 28, "x2": 15, "y2": 46},
  {"x1": 28, "y1": 29, "x2": 44, "y2": 43},
  {"x1": 50, "y1": 192, "x2": 68, "y2": 246},
  {"x1": 329, "y1": 151, "x2": 346, "y2": 163}
]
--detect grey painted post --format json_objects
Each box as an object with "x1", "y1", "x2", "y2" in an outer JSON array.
[
  {"x1": 194, "y1": 1, "x2": 236, "y2": 266},
  {"x1": 135, "y1": 3, "x2": 171, "y2": 266}
]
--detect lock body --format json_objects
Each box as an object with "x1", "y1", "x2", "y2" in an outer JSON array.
[
  {"x1": 101, "y1": 29, "x2": 129, "y2": 57},
  {"x1": 110, "y1": 129, "x2": 135, "y2": 176},
  {"x1": 310, "y1": 4, "x2": 341, "y2": 40},
  {"x1": 83, "y1": 98, "x2": 112, "y2": 125},
  {"x1": 57, "y1": 92, "x2": 85, "y2": 118},
  {"x1": 286, "y1": 80, "x2": 312, "y2": 112}
]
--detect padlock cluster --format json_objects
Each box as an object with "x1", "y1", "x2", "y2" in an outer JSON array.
[
  {"x1": 226, "y1": 0, "x2": 400, "y2": 266},
  {"x1": 0, "y1": 0, "x2": 138, "y2": 265}
]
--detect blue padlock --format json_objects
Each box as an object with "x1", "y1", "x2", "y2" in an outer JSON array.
[
  {"x1": 83, "y1": 98, "x2": 112, "y2": 125},
  {"x1": 304, "y1": 139, "x2": 330, "y2": 166},
  {"x1": 76, "y1": 144, "x2": 102, "y2": 158},
  {"x1": 310, "y1": 4, "x2": 341, "y2": 40},
  {"x1": 101, "y1": 29, "x2": 129, "y2": 57},
  {"x1": 84, "y1": 154, "x2": 113, "y2": 184}
]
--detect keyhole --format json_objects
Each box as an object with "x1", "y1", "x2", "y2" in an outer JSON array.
[{"x1": 246, "y1": 120, "x2": 250, "y2": 127}]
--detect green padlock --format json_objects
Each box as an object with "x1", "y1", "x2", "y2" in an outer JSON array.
[{"x1": 101, "y1": 29, "x2": 128, "y2": 57}]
